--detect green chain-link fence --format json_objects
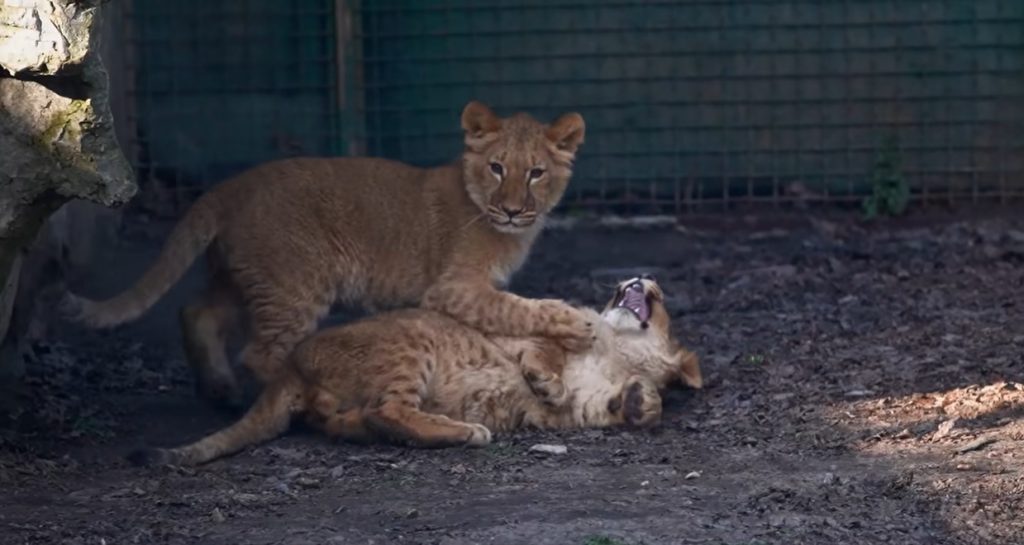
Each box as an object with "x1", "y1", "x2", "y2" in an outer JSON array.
[
  {"x1": 121, "y1": 0, "x2": 1024, "y2": 214},
  {"x1": 127, "y1": 0, "x2": 341, "y2": 194}
]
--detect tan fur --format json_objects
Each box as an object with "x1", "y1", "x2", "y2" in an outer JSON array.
[
  {"x1": 63, "y1": 101, "x2": 592, "y2": 405},
  {"x1": 129, "y1": 279, "x2": 702, "y2": 466}
]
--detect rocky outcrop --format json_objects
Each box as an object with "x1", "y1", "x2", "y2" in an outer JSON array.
[{"x1": 0, "y1": 0, "x2": 135, "y2": 388}]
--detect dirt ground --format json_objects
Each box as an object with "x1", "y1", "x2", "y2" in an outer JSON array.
[{"x1": 1, "y1": 209, "x2": 1023, "y2": 545}]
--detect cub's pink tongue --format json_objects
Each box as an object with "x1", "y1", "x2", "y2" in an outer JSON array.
[{"x1": 617, "y1": 288, "x2": 650, "y2": 322}]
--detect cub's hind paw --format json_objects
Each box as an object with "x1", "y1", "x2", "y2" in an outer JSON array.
[
  {"x1": 58, "y1": 293, "x2": 86, "y2": 322},
  {"x1": 621, "y1": 376, "x2": 662, "y2": 428},
  {"x1": 464, "y1": 423, "x2": 493, "y2": 447}
]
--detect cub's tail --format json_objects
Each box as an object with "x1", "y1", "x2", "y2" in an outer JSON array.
[
  {"x1": 61, "y1": 194, "x2": 222, "y2": 328},
  {"x1": 128, "y1": 376, "x2": 302, "y2": 467}
]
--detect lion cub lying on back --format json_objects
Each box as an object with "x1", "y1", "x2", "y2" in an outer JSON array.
[{"x1": 130, "y1": 278, "x2": 701, "y2": 466}]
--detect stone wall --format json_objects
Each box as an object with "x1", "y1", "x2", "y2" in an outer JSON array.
[{"x1": 0, "y1": 0, "x2": 136, "y2": 390}]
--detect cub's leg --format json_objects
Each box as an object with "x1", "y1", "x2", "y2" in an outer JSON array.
[
  {"x1": 237, "y1": 293, "x2": 326, "y2": 384},
  {"x1": 366, "y1": 401, "x2": 492, "y2": 448},
  {"x1": 361, "y1": 355, "x2": 492, "y2": 448},
  {"x1": 180, "y1": 274, "x2": 243, "y2": 407},
  {"x1": 422, "y1": 280, "x2": 597, "y2": 351},
  {"x1": 226, "y1": 242, "x2": 338, "y2": 385}
]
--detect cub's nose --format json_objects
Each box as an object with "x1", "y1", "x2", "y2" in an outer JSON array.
[{"x1": 500, "y1": 205, "x2": 524, "y2": 218}]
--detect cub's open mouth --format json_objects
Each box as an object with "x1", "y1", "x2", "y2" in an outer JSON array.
[{"x1": 615, "y1": 280, "x2": 651, "y2": 323}]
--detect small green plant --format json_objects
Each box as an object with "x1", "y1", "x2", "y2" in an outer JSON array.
[
  {"x1": 746, "y1": 353, "x2": 765, "y2": 365},
  {"x1": 862, "y1": 135, "x2": 909, "y2": 220},
  {"x1": 583, "y1": 537, "x2": 628, "y2": 545},
  {"x1": 485, "y1": 442, "x2": 516, "y2": 457},
  {"x1": 564, "y1": 205, "x2": 590, "y2": 218},
  {"x1": 68, "y1": 412, "x2": 116, "y2": 439}
]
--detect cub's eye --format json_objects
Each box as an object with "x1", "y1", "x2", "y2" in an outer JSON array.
[
  {"x1": 528, "y1": 168, "x2": 546, "y2": 181},
  {"x1": 489, "y1": 162, "x2": 504, "y2": 177}
]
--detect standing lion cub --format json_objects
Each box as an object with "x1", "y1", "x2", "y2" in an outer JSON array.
[
  {"x1": 64, "y1": 101, "x2": 593, "y2": 406},
  {"x1": 129, "y1": 277, "x2": 702, "y2": 466}
]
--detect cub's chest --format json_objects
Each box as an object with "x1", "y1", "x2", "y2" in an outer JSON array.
[
  {"x1": 490, "y1": 258, "x2": 523, "y2": 287},
  {"x1": 487, "y1": 229, "x2": 541, "y2": 286}
]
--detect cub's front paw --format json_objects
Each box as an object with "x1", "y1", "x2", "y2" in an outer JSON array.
[
  {"x1": 463, "y1": 423, "x2": 493, "y2": 447},
  {"x1": 620, "y1": 376, "x2": 662, "y2": 428},
  {"x1": 524, "y1": 368, "x2": 570, "y2": 407},
  {"x1": 537, "y1": 300, "x2": 596, "y2": 352}
]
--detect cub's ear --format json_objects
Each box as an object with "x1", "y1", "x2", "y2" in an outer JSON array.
[
  {"x1": 676, "y1": 348, "x2": 703, "y2": 390},
  {"x1": 461, "y1": 101, "x2": 502, "y2": 139},
  {"x1": 546, "y1": 112, "x2": 586, "y2": 154}
]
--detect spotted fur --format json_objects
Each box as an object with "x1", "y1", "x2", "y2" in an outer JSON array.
[{"x1": 129, "y1": 279, "x2": 701, "y2": 466}]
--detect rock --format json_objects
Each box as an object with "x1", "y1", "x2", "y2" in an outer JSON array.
[
  {"x1": 0, "y1": 1, "x2": 135, "y2": 395},
  {"x1": 543, "y1": 216, "x2": 580, "y2": 230},
  {"x1": 597, "y1": 215, "x2": 677, "y2": 230},
  {"x1": 267, "y1": 447, "x2": 306, "y2": 461},
  {"x1": 1006, "y1": 229, "x2": 1024, "y2": 244},
  {"x1": 932, "y1": 417, "x2": 959, "y2": 441},
  {"x1": 232, "y1": 493, "x2": 261, "y2": 506},
  {"x1": 827, "y1": 257, "x2": 846, "y2": 274},
  {"x1": 447, "y1": 463, "x2": 467, "y2": 475},
  {"x1": 547, "y1": 215, "x2": 677, "y2": 231},
  {"x1": 955, "y1": 436, "x2": 996, "y2": 455},
  {"x1": 528, "y1": 444, "x2": 568, "y2": 455},
  {"x1": 210, "y1": 508, "x2": 226, "y2": 523}
]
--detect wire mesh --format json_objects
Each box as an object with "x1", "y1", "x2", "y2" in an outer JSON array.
[
  {"x1": 116, "y1": 1, "x2": 1024, "y2": 215},
  {"x1": 123, "y1": 0, "x2": 341, "y2": 208},
  {"x1": 344, "y1": 0, "x2": 1024, "y2": 213}
]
